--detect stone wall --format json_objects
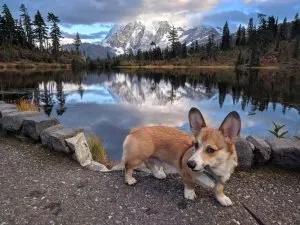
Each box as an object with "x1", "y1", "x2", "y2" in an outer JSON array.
[{"x1": 0, "y1": 101, "x2": 299, "y2": 172}]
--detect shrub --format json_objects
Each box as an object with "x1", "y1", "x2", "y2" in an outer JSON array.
[
  {"x1": 86, "y1": 132, "x2": 111, "y2": 167},
  {"x1": 16, "y1": 100, "x2": 39, "y2": 112}
]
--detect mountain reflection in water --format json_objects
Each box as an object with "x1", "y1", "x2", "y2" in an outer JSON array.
[{"x1": 0, "y1": 69, "x2": 299, "y2": 159}]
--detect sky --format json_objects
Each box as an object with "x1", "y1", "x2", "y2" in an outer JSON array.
[{"x1": 3, "y1": 0, "x2": 300, "y2": 43}]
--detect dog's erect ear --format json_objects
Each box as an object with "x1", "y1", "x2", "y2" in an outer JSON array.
[
  {"x1": 188, "y1": 107, "x2": 206, "y2": 136},
  {"x1": 219, "y1": 111, "x2": 241, "y2": 141}
]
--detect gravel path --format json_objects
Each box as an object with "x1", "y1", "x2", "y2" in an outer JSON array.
[{"x1": 0, "y1": 135, "x2": 299, "y2": 225}]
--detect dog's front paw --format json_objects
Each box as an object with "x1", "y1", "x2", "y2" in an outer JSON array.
[
  {"x1": 125, "y1": 176, "x2": 137, "y2": 185},
  {"x1": 184, "y1": 188, "x2": 196, "y2": 200},
  {"x1": 217, "y1": 195, "x2": 233, "y2": 206}
]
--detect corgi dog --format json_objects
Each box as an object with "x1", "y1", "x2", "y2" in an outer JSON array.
[{"x1": 122, "y1": 107, "x2": 241, "y2": 206}]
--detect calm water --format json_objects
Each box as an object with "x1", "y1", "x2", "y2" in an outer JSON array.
[{"x1": 1, "y1": 69, "x2": 299, "y2": 159}]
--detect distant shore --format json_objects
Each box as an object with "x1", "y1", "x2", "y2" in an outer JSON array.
[
  {"x1": 0, "y1": 62, "x2": 71, "y2": 71},
  {"x1": 117, "y1": 64, "x2": 281, "y2": 70}
]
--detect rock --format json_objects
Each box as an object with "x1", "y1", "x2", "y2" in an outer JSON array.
[
  {"x1": 41, "y1": 124, "x2": 64, "y2": 147},
  {"x1": 0, "y1": 104, "x2": 18, "y2": 119},
  {"x1": 266, "y1": 138, "x2": 300, "y2": 169},
  {"x1": 0, "y1": 111, "x2": 40, "y2": 133},
  {"x1": 21, "y1": 115, "x2": 60, "y2": 141},
  {"x1": 235, "y1": 138, "x2": 254, "y2": 169},
  {"x1": 0, "y1": 108, "x2": 19, "y2": 118},
  {"x1": 246, "y1": 136, "x2": 271, "y2": 165},
  {"x1": 0, "y1": 101, "x2": 5, "y2": 104},
  {"x1": 87, "y1": 161, "x2": 109, "y2": 172},
  {"x1": 0, "y1": 103, "x2": 17, "y2": 110},
  {"x1": 65, "y1": 132, "x2": 93, "y2": 167},
  {"x1": 47, "y1": 128, "x2": 82, "y2": 153}
]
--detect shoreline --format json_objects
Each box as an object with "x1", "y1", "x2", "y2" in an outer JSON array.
[
  {"x1": 117, "y1": 64, "x2": 280, "y2": 70},
  {"x1": 0, "y1": 62, "x2": 71, "y2": 71}
]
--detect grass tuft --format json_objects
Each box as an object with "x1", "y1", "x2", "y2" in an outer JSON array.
[
  {"x1": 86, "y1": 132, "x2": 111, "y2": 168},
  {"x1": 16, "y1": 99, "x2": 39, "y2": 112}
]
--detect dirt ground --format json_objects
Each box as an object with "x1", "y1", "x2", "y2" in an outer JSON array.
[{"x1": 0, "y1": 135, "x2": 299, "y2": 225}]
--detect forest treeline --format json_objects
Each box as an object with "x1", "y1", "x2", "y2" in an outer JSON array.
[{"x1": 0, "y1": 4, "x2": 84, "y2": 65}]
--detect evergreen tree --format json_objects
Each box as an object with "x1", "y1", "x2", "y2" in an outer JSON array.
[
  {"x1": 195, "y1": 40, "x2": 199, "y2": 52},
  {"x1": 33, "y1": 10, "x2": 47, "y2": 50},
  {"x1": 47, "y1": 12, "x2": 62, "y2": 57},
  {"x1": 20, "y1": 4, "x2": 34, "y2": 48},
  {"x1": 181, "y1": 42, "x2": 187, "y2": 58},
  {"x1": 241, "y1": 26, "x2": 246, "y2": 45},
  {"x1": 2, "y1": 4, "x2": 15, "y2": 45},
  {"x1": 291, "y1": 13, "x2": 300, "y2": 38},
  {"x1": 107, "y1": 50, "x2": 111, "y2": 60},
  {"x1": 168, "y1": 25, "x2": 179, "y2": 58},
  {"x1": 73, "y1": 32, "x2": 81, "y2": 54},
  {"x1": 279, "y1": 17, "x2": 288, "y2": 41},
  {"x1": 221, "y1": 21, "x2": 230, "y2": 50},
  {"x1": 293, "y1": 37, "x2": 300, "y2": 58},
  {"x1": 236, "y1": 24, "x2": 242, "y2": 46},
  {"x1": 206, "y1": 34, "x2": 217, "y2": 59},
  {"x1": 247, "y1": 18, "x2": 254, "y2": 45},
  {"x1": 136, "y1": 49, "x2": 142, "y2": 61},
  {"x1": 14, "y1": 18, "x2": 26, "y2": 46}
]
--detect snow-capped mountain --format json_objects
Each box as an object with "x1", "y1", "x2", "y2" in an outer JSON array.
[
  {"x1": 102, "y1": 21, "x2": 221, "y2": 55},
  {"x1": 62, "y1": 20, "x2": 222, "y2": 58}
]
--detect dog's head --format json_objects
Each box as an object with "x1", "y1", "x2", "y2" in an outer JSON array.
[{"x1": 187, "y1": 107, "x2": 241, "y2": 173}]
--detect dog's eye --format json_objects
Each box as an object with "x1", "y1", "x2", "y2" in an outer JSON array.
[{"x1": 206, "y1": 146, "x2": 215, "y2": 154}]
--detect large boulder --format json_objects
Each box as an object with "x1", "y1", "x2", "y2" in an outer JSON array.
[
  {"x1": 65, "y1": 132, "x2": 93, "y2": 166},
  {"x1": 0, "y1": 111, "x2": 40, "y2": 133},
  {"x1": 266, "y1": 138, "x2": 300, "y2": 169},
  {"x1": 22, "y1": 115, "x2": 60, "y2": 141},
  {"x1": 235, "y1": 138, "x2": 254, "y2": 169},
  {"x1": 0, "y1": 104, "x2": 18, "y2": 119},
  {"x1": 246, "y1": 136, "x2": 272, "y2": 165},
  {"x1": 0, "y1": 108, "x2": 19, "y2": 119},
  {"x1": 47, "y1": 128, "x2": 82, "y2": 153},
  {"x1": 41, "y1": 124, "x2": 64, "y2": 147}
]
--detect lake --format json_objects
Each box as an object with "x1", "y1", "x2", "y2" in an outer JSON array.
[{"x1": 0, "y1": 69, "x2": 299, "y2": 160}]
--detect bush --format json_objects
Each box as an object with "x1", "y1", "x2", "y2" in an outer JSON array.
[
  {"x1": 86, "y1": 132, "x2": 111, "y2": 167},
  {"x1": 16, "y1": 99, "x2": 39, "y2": 112}
]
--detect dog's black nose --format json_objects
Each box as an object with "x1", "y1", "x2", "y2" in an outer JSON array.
[{"x1": 187, "y1": 160, "x2": 197, "y2": 169}]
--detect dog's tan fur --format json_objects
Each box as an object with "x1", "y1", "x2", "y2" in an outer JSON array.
[{"x1": 122, "y1": 108, "x2": 241, "y2": 206}]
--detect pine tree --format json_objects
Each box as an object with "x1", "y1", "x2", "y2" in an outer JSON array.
[
  {"x1": 279, "y1": 17, "x2": 288, "y2": 41},
  {"x1": 293, "y1": 37, "x2": 300, "y2": 58},
  {"x1": 2, "y1": 4, "x2": 15, "y2": 45},
  {"x1": 33, "y1": 10, "x2": 47, "y2": 50},
  {"x1": 291, "y1": 13, "x2": 300, "y2": 38},
  {"x1": 136, "y1": 49, "x2": 142, "y2": 61},
  {"x1": 47, "y1": 12, "x2": 62, "y2": 57},
  {"x1": 107, "y1": 50, "x2": 111, "y2": 60},
  {"x1": 241, "y1": 26, "x2": 246, "y2": 45},
  {"x1": 181, "y1": 42, "x2": 187, "y2": 58},
  {"x1": 20, "y1": 4, "x2": 34, "y2": 48},
  {"x1": 73, "y1": 32, "x2": 81, "y2": 54},
  {"x1": 168, "y1": 25, "x2": 179, "y2": 58},
  {"x1": 221, "y1": 21, "x2": 230, "y2": 50},
  {"x1": 14, "y1": 18, "x2": 26, "y2": 46},
  {"x1": 236, "y1": 24, "x2": 242, "y2": 46},
  {"x1": 195, "y1": 40, "x2": 199, "y2": 52},
  {"x1": 206, "y1": 34, "x2": 217, "y2": 59},
  {"x1": 247, "y1": 18, "x2": 254, "y2": 45}
]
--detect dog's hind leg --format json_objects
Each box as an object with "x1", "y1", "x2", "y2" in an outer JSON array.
[{"x1": 145, "y1": 158, "x2": 167, "y2": 179}]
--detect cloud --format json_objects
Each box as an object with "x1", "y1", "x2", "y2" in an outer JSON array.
[
  {"x1": 6, "y1": 0, "x2": 220, "y2": 26},
  {"x1": 62, "y1": 31, "x2": 108, "y2": 40}
]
